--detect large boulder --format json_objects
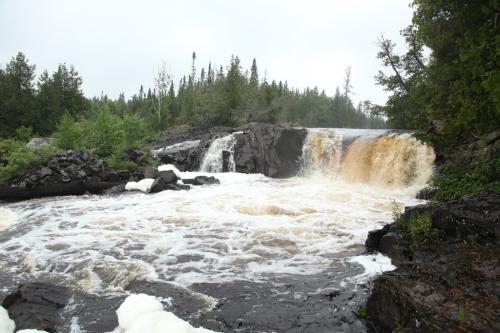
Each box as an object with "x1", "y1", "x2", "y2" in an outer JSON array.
[
  {"x1": 233, "y1": 124, "x2": 307, "y2": 178},
  {"x1": 26, "y1": 138, "x2": 55, "y2": 150},
  {"x1": 2, "y1": 283, "x2": 72, "y2": 332}
]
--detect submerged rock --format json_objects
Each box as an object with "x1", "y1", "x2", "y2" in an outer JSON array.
[{"x1": 182, "y1": 176, "x2": 220, "y2": 186}]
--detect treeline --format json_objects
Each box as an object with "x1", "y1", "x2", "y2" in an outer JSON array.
[
  {"x1": 0, "y1": 52, "x2": 385, "y2": 141},
  {"x1": 92, "y1": 54, "x2": 385, "y2": 131}
]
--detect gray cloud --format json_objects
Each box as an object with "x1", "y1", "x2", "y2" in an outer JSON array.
[{"x1": 0, "y1": 0, "x2": 413, "y2": 105}]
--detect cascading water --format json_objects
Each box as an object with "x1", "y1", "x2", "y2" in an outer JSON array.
[
  {"x1": 302, "y1": 128, "x2": 435, "y2": 189},
  {"x1": 0, "y1": 128, "x2": 436, "y2": 332},
  {"x1": 200, "y1": 134, "x2": 236, "y2": 172}
]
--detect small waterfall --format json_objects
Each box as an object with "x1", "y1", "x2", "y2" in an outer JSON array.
[
  {"x1": 302, "y1": 129, "x2": 435, "y2": 188},
  {"x1": 200, "y1": 134, "x2": 236, "y2": 172},
  {"x1": 302, "y1": 130, "x2": 344, "y2": 175}
]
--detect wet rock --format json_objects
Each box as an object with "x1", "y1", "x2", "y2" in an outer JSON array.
[
  {"x1": 366, "y1": 191, "x2": 500, "y2": 332},
  {"x1": 152, "y1": 124, "x2": 306, "y2": 178},
  {"x1": 222, "y1": 150, "x2": 232, "y2": 172},
  {"x1": 182, "y1": 176, "x2": 220, "y2": 186},
  {"x1": 2, "y1": 283, "x2": 71, "y2": 332},
  {"x1": 233, "y1": 124, "x2": 307, "y2": 178},
  {"x1": 158, "y1": 170, "x2": 179, "y2": 184},
  {"x1": 149, "y1": 171, "x2": 188, "y2": 193},
  {"x1": 365, "y1": 224, "x2": 390, "y2": 252},
  {"x1": 103, "y1": 184, "x2": 126, "y2": 195},
  {"x1": 415, "y1": 186, "x2": 437, "y2": 200},
  {"x1": 0, "y1": 150, "x2": 138, "y2": 201},
  {"x1": 149, "y1": 177, "x2": 169, "y2": 193},
  {"x1": 431, "y1": 191, "x2": 500, "y2": 243},
  {"x1": 143, "y1": 166, "x2": 159, "y2": 179}
]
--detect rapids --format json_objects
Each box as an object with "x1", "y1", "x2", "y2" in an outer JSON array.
[{"x1": 0, "y1": 128, "x2": 435, "y2": 332}]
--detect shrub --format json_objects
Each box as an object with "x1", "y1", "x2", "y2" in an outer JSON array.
[
  {"x1": 55, "y1": 114, "x2": 84, "y2": 150},
  {"x1": 396, "y1": 210, "x2": 440, "y2": 252},
  {"x1": 15, "y1": 126, "x2": 33, "y2": 142},
  {"x1": 0, "y1": 139, "x2": 38, "y2": 184},
  {"x1": 432, "y1": 143, "x2": 500, "y2": 202}
]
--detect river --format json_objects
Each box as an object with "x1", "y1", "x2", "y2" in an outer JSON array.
[{"x1": 0, "y1": 128, "x2": 435, "y2": 332}]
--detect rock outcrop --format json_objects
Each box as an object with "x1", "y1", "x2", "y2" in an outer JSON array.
[
  {"x1": 0, "y1": 150, "x2": 142, "y2": 201},
  {"x1": 365, "y1": 191, "x2": 500, "y2": 332},
  {"x1": 232, "y1": 124, "x2": 307, "y2": 178},
  {"x1": 153, "y1": 123, "x2": 307, "y2": 178}
]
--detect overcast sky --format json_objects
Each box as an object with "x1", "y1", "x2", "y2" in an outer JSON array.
[{"x1": 0, "y1": 0, "x2": 413, "y2": 105}]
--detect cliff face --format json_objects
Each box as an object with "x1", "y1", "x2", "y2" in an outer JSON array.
[
  {"x1": 365, "y1": 191, "x2": 500, "y2": 332},
  {"x1": 155, "y1": 123, "x2": 307, "y2": 178}
]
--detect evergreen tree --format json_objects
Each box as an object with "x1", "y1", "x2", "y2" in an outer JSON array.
[
  {"x1": 250, "y1": 58, "x2": 259, "y2": 88},
  {"x1": 0, "y1": 52, "x2": 36, "y2": 137}
]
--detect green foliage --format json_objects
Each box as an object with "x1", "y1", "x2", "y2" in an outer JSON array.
[
  {"x1": 15, "y1": 126, "x2": 33, "y2": 142},
  {"x1": 0, "y1": 138, "x2": 58, "y2": 185},
  {"x1": 53, "y1": 105, "x2": 151, "y2": 170},
  {"x1": 432, "y1": 144, "x2": 500, "y2": 202},
  {"x1": 377, "y1": 0, "x2": 500, "y2": 147},
  {"x1": 55, "y1": 114, "x2": 84, "y2": 150},
  {"x1": 397, "y1": 210, "x2": 440, "y2": 251},
  {"x1": 0, "y1": 53, "x2": 89, "y2": 138},
  {"x1": 357, "y1": 307, "x2": 367, "y2": 319},
  {"x1": 458, "y1": 304, "x2": 466, "y2": 326}
]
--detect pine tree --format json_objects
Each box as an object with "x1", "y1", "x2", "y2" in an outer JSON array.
[{"x1": 250, "y1": 58, "x2": 259, "y2": 88}]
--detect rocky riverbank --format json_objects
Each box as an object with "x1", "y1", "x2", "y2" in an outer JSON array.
[
  {"x1": 0, "y1": 123, "x2": 306, "y2": 201},
  {"x1": 364, "y1": 191, "x2": 500, "y2": 332}
]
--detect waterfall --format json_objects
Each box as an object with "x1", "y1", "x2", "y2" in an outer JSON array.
[
  {"x1": 302, "y1": 130, "x2": 344, "y2": 175},
  {"x1": 302, "y1": 129, "x2": 435, "y2": 188},
  {"x1": 200, "y1": 134, "x2": 236, "y2": 172}
]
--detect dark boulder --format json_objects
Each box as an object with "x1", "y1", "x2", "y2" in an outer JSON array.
[
  {"x1": 232, "y1": 124, "x2": 307, "y2": 178},
  {"x1": 2, "y1": 283, "x2": 72, "y2": 332},
  {"x1": 365, "y1": 224, "x2": 390, "y2": 251},
  {"x1": 143, "y1": 166, "x2": 159, "y2": 179},
  {"x1": 158, "y1": 170, "x2": 179, "y2": 184},
  {"x1": 149, "y1": 170, "x2": 189, "y2": 193},
  {"x1": 183, "y1": 176, "x2": 220, "y2": 186}
]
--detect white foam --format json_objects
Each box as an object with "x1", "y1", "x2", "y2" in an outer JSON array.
[
  {"x1": 0, "y1": 306, "x2": 15, "y2": 333},
  {"x1": 125, "y1": 178, "x2": 155, "y2": 193},
  {"x1": 347, "y1": 253, "x2": 397, "y2": 284},
  {"x1": 117, "y1": 294, "x2": 218, "y2": 333},
  {"x1": 17, "y1": 330, "x2": 49, "y2": 333},
  {"x1": 116, "y1": 294, "x2": 163, "y2": 330},
  {"x1": 0, "y1": 208, "x2": 18, "y2": 230},
  {"x1": 158, "y1": 164, "x2": 182, "y2": 176},
  {"x1": 0, "y1": 167, "x2": 425, "y2": 293}
]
